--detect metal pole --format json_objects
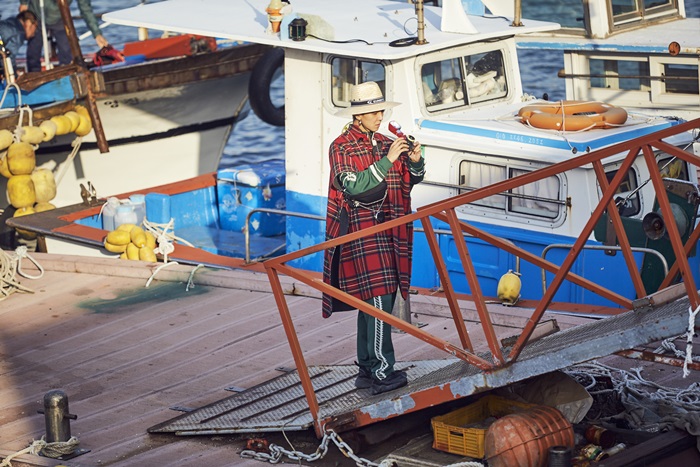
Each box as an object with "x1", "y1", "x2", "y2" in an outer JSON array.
[
  {"x1": 57, "y1": 0, "x2": 110, "y2": 154},
  {"x1": 39, "y1": 0, "x2": 54, "y2": 70},
  {"x1": 512, "y1": 0, "x2": 523, "y2": 27},
  {"x1": 415, "y1": 0, "x2": 427, "y2": 45}
]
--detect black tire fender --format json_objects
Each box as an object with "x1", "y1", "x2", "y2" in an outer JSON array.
[{"x1": 249, "y1": 47, "x2": 285, "y2": 127}]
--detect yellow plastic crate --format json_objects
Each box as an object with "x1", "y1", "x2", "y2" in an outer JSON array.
[{"x1": 431, "y1": 394, "x2": 533, "y2": 458}]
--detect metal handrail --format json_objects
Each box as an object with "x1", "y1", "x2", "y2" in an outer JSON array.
[
  {"x1": 541, "y1": 243, "x2": 669, "y2": 295},
  {"x1": 262, "y1": 118, "x2": 700, "y2": 436},
  {"x1": 244, "y1": 207, "x2": 324, "y2": 263}
]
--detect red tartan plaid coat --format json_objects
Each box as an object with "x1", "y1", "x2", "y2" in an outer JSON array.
[{"x1": 322, "y1": 124, "x2": 421, "y2": 318}]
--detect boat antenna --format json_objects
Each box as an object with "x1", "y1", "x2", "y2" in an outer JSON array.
[
  {"x1": 512, "y1": 0, "x2": 523, "y2": 27},
  {"x1": 415, "y1": 0, "x2": 427, "y2": 45}
]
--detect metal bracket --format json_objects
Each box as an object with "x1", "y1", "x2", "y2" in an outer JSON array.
[{"x1": 80, "y1": 182, "x2": 99, "y2": 206}]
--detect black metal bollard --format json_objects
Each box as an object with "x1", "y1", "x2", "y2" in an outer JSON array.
[{"x1": 38, "y1": 389, "x2": 78, "y2": 443}]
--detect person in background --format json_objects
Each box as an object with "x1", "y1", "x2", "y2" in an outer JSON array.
[
  {"x1": 0, "y1": 10, "x2": 37, "y2": 75},
  {"x1": 323, "y1": 81, "x2": 426, "y2": 396},
  {"x1": 19, "y1": 0, "x2": 109, "y2": 72}
]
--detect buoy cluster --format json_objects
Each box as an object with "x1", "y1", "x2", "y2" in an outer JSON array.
[
  {"x1": 0, "y1": 105, "x2": 94, "y2": 239},
  {"x1": 103, "y1": 223, "x2": 158, "y2": 262}
]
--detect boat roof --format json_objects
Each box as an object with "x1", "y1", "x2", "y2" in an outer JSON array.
[
  {"x1": 103, "y1": 0, "x2": 559, "y2": 60},
  {"x1": 517, "y1": 17, "x2": 700, "y2": 53}
]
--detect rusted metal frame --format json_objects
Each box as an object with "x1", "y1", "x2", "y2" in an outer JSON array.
[
  {"x1": 57, "y1": 0, "x2": 108, "y2": 153},
  {"x1": 419, "y1": 216, "x2": 474, "y2": 351},
  {"x1": 508, "y1": 151, "x2": 640, "y2": 361},
  {"x1": 437, "y1": 213, "x2": 632, "y2": 307},
  {"x1": 264, "y1": 267, "x2": 322, "y2": 436},
  {"x1": 268, "y1": 262, "x2": 494, "y2": 370},
  {"x1": 417, "y1": 119, "x2": 700, "y2": 217},
  {"x1": 444, "y1": 209, "x2": 505, "y2": 365},
  {"x1": 592, "y1": 159, "x2": 648, "y2": 298},
  {"x1": 617, "y1": 349, "x2": 700, "y2": 370},
  {"x1": 634, "y1": 138, "x2": 700, "y2": 291},
  {"x1": 659, "y1": 221, "x2": 700, "y2": 291},
  {"x1": 264, "y1": 209, "x2": 423, "y2": 268},
  {"x1": 641, "y1": 145, "x2": 700, "y2": 309}
]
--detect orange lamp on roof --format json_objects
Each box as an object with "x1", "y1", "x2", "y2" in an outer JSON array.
[{"x1": 266, "y1": 0, "x2": 284, "y2": 33}]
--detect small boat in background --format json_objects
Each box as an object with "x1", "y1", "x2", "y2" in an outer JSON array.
[
  {"x1": 0, "y1": 38, "x2": 269, "y2": 210},
  {"x1": 511, "y1": 0, "x2": 700, "y2": 120}
]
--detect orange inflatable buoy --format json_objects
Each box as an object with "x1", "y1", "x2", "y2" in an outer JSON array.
[{"x1": 518, "y1": 100, "x2": 627, "y2": 131}]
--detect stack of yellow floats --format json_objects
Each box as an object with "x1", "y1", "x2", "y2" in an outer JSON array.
[
  {"x1": 103, "y1": 224, "x2": 158, "y2": 262},
  {"x1": 0, "y1": 105, "x2": 94, "y2": 239}
]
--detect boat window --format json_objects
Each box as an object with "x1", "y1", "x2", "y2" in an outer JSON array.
[
  {"x1": 662, "y1": 63, "x2": 699, "y2": 95},
  {"x1": 421, "y1": 50, "x2": 507, "y2": 111},
  {"x1": 458, "y1": 161, "x2": 506, "y2": 209},
  {"x1": 603, "y1": 166, "x2": 641, "y2": 217},
  {"x1": 509, "y1": 169, "x2": 561, "y2": 219},
  {"x1": 590, "y1": 58, "x2": 650, "y2": 91},
  {"x1": 458, "y1": 161, "x2": 563, "y2": 220},
  {"x1": 610, "y1": 0, "x2": 676, "y2": 26},
  {"x1": 657, "y1": 155, "x2": 689, "y2": 181},
  {"x1": 331, "y1": 58, "x2": 385, "y2": 107}
]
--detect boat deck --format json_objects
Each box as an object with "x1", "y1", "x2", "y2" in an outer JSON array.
[{"x1": 0, "y1": 253, "x2": 696, "y2": 466}]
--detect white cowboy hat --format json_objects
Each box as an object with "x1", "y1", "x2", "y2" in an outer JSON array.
[{"x1": 336, "y1": 81, "x2": 400, "y2": 117}]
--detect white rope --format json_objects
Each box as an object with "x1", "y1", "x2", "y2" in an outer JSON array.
[
  {"x1": 0, "y1": 248, "x2": 37, "y2": 301},
  {"x1": 14, "y1": 246, "x2": 44, "y2": 280},
  {"x1": 186, "y1": 264, "x2": 205, "y2": 291},
  {"x1": 0, "y1": 436, "x2": 79, "y2": 467},
  {"x1": 683, "y1": 305, "x2": 700, "y2": 378},
  {"x1": 145, "y1": 261, "x2": 179, "y2": 288},
  {"x1": 54, "y1": 136, "x2": 83, "y2": 187},
  {"x1": 0, "y1": 82, "x2": 22, "y2": 109}
]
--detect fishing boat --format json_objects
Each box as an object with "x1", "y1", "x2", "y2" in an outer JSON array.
[
  {"x1": 0, "y1": 6, "x2": 272, "y2": 221},
  {"x1": 8, "y1": 0, "x2": 700, "y2": 309},
  {"x1": 511, "y1": 0, "x2": 700, "y2": 120}
]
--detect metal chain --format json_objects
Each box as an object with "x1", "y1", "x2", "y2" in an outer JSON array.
[{"x1": 240, "y1": 428, "x2": 395, "y2": 466}]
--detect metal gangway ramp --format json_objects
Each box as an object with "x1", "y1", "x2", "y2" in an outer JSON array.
[{"x1": 150, "y1": 119, "x2": 700, "y2": 437}]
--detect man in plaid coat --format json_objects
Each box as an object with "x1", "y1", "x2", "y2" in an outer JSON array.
[{"x1": 323, "y1": 81, "x2": 425, "y2": 395}]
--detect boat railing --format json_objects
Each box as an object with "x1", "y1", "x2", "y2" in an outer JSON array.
[
  {"x1": 262, "y1": 117, "x2": 700, "y2": 435},
  {"x1": 244, "y1": 207, "x2": 324, "y2": 264},
  {"x1": 541, "y1": 244, "x2": 670, "y2": 296}
]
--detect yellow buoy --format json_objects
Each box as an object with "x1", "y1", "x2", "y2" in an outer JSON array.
[
  {"x1": 7, "y1": 142, "x2": 36, "y2": 175},
  {"x1": 31, "y1": 168, "x2": 57, "y2": 203},
  {"x1": 0, "y1": 150, "x2": 11, "y2": 178},
  {"x1": 50, "y1": 115, "x2": 72, "y2": 136},
  {"x1": 497, "y1": 270, "x2": 522, "y2": 306},
  {"x1": 0, "y1": 129, "x2": 14, "y2": 151},
  {"x1": 39, "y1": 120, "x2": 58, "y2": 142},
  {"x1": 13, "y1": 206, "x2": 37, "y2": 239},
  {"x1": 64, "y1": 111, "x2": 81, "y2": 133},
  {"x1": 7, "y1": 174, "x2": 36, "y2": 208},
  {"x1": 19, "y1": 126, "x2": 45, "y2": 145}
]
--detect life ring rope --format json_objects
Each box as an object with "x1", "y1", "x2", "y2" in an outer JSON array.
[{"x1": 518, "y1": 100, "x2": 628, "y2": 132}]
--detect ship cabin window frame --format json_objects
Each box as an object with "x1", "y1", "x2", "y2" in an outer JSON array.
[
  {"x1": 454, "y1": 158, "x2": 566, "y2": 227},
  {"x1": 608, "y1": 0, "x2": 679, "y2": 30},
  {"x1": 599, "y1": 150, "x2": 691, "y2": 219},
  {"x1": 583, "y1": 53, "x2": 699, "y2": 107},
  {"x1": 329, "y1": 57, "x2": 390, "y2": 109},
  {"x1": 416, "y1": 43, "x2": 511, "y2": 115}
]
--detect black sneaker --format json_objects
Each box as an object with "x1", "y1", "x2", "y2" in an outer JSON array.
[
  {"x1": 355, "y1": 366, "x2": 372, "y2": 389},
  {"x1": 370, "y1": 370, "x2": 408, "y2": 395}
]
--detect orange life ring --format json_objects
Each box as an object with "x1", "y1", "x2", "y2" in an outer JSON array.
[{"x1": 518, "y1": 100, "x2": 628, "y2": 131}]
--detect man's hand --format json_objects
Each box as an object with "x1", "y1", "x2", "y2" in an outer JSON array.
[
  {"x1": 95, "y1": 35, "x2": 109, "y2": 49},
  {"x1": 19, "y1": 5, "x2": 28, "y2": 12}
]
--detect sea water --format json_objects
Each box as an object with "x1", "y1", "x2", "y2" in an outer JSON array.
[{"x1": 1, "y1": 0, "x2": 698, "y2": 170}]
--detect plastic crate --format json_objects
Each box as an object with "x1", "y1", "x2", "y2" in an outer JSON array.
[{"x1": 431, "y1": 395, "x2": 533, "y2": 458}]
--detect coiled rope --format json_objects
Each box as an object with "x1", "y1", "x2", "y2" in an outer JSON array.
[
  {"x1": 0, "y1": 246, "x2": 43, "y2": 301},
  {"x1": 565, "y1": 360, "x2": 700, "y2": 436},
  {"x1": 0, "y1": 436, "x2": 79, "y2": 467}
]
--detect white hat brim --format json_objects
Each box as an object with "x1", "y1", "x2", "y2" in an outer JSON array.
[{"x1": 335, "y1": 100, "x2": 400, "y2": 118}]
